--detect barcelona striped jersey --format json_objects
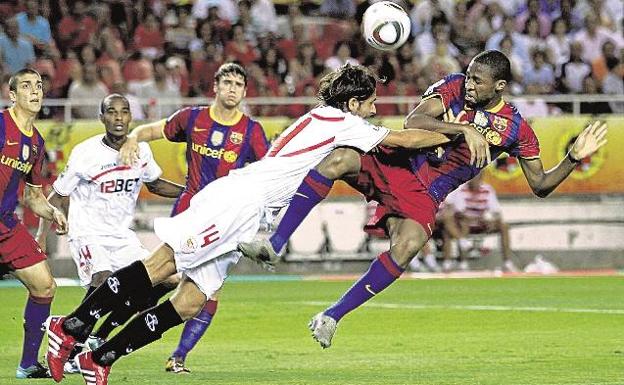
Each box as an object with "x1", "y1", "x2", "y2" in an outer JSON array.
[
  {"x1": 411, "y1": 73, "x2": 540, "y2": 204},
  {"x1": 163, "y1": 106, "x2": 269, "y2": 196},
  {"x1": 0, "y1": 109, "x2": 45, "y2": 233}
]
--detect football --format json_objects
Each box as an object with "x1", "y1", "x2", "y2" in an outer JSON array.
[{"x1": 362, "y1": 1, "x2": 411, "y2": 51}]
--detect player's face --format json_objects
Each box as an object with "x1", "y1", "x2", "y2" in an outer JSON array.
[
  {"x1": 464, "y1": 62, "x2": 502, "y2": 108},
  {"x1": 10, "y1": 73, "x2": 43, "y2": 114},
  {"x1": 101, "y1": 97, "x2": 131, "y2": 138},
  {"x1": 349, "y1": 93, "x2": 377, "y2": 119},
  {"x1": 214, "y1": 73, "x2": 246, "y2": 109}
]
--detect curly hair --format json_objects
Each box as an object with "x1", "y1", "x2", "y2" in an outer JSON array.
[{"x1": 317, "y1": 64, "x2": 377, "y2": 110}]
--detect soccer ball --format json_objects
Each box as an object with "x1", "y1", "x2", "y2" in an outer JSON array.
[{"x1": 362, "y1": 1, "x2": 411, "y2": 51}]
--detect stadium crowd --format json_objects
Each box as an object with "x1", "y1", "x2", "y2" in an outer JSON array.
[{"x1": 0, "y1": 0, "x2": 622, "y2": 119}]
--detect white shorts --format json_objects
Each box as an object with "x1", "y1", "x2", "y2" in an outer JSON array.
[
  {"x1": 184, "y1": 251, "x2": 240, "y2": 297},
  {"x1": 153, "y1": 177, "x2": 262, "y2": 273},
  {"x1": 68, "y1": 235, "x2": 150, "y2": 287}
]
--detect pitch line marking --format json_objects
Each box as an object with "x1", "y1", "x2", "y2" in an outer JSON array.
[{"x1": 291, "y1": 301, "x2": 624, "y2": 315}]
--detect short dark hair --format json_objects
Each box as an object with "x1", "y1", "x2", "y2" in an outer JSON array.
[
  {"x1": 317, "y1": 64, "x2": 377, "y2": 110},
  {"x1": 214, "y1": 62, "x2": 247, "y2": 85},
  {"x1": 8, "y1": 68, "x2": 41, "y2": 92},
  {"x1": 472, "y1": 50, "x2": 512, "y2": 82},
  {"x1": 100, "y1": 93, "x2": 129, "y2": 114}
]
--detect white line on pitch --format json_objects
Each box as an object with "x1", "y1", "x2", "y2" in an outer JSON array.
[{"x1": 290, "y1": 301, "x2": 624, "y2": 315}]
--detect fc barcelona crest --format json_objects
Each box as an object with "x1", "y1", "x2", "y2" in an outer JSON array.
[
  {"x1": 210, "y1": 131, "x2": 224, "y2": 146},
  {"x1": 21, "y1": 144, "x2": 30, "y2": 160},
  {"x1": 229, "y1": 132, "x2": 243, "y2": 145},
  {"x1": 492, "y1": 116, "x2": 508, "y2": 132}
]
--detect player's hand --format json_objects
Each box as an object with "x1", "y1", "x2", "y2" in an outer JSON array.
[
  {"x1": 120, "y1": 135, "x2": 140, "y2": 165},
  {"x1": 462, "y1": 124, "x2": 491, "y2": 168},
  {"x1": 569, "y1": 121, "x2": 607, "y2": 161},
  {"x1": 53, "y1": 208, "x2": 68, "y2": 235}
]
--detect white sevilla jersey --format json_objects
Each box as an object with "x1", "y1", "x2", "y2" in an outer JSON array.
[
  {"x1": 53, "y1": 135, "x2": 162, "y2": 240},
  {"x1": 222, "y1": 106, "x2": 389, "y2": 209}
]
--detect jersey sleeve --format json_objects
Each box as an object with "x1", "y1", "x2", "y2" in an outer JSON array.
[
  {"x1": 509, "y1": 119, "x2": 540, "y2": 159},
  {"x1": 249, "y1": 121, "x2": 269, "y2": 161},
  {"x1": 139, "y1": 143, "x2": 162, "y2": 182},
  {"x1": 421, "y1": 73, "x2": 465, "y2": 112},
  {"x1": 335, "y1": 116, "x2": 390, "y2": 153},
  {"x1": 52, "y1": 148, "x2": 83, "y2": 196},
  {"x1": 24, "y1": 142, "x2": 45, "y2": 187},
  {"x1": 163, "y1": 107, "x2": 192, "y2": 143}
]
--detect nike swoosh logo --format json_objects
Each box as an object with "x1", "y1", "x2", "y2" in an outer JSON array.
[
  {"x1": 6, "y1": 140, "x2": 18, "y2": 145},
  {"x1": 364, "y1": 284, "x2": 376, "y2": 295},
  {"x1": 193, "y1": 127, "x2": 208, "y2": 132},
  {"x1": 295, "y1": 192, "x2": 309, "y2": 199}
]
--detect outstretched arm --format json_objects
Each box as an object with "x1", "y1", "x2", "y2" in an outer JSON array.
[
  {"x1": 120, "y1": 119, "x2": 167, "y2": 165},
  {"x1": 145, "y1": 178, "x2": 185, "y2": 198},
  {"x1": 405, "y1": 97, "x2": 491, "y2": 167},
  {"x1": 519, "y1": 121, "x2": 607, "y2": 198}
]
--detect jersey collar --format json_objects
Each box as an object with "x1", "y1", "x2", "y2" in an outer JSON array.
[
  {"x1": 8, "y1": 108, "x2": 34, "y2": 137},
  {"x1": 209, "y1": 105, "x2": 242, "y2": 126}
]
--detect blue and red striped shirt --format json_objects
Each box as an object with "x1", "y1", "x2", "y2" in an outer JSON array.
[
  {"x1": 163, "y1": 106, "x2": 269, "y2": 196},
  {"x1": 411, "y1": 73, "x2": 540, "y2": 203},
  {"x1": 0, "y1": 109, "x2": 45, "y2": 233}
]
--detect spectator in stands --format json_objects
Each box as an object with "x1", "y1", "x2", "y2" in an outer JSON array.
[
  {"x1": 422, "y1": 38, "x2": 461, "y2": 84},
  {"x1": 573, "y1": 13, "x2": 622, "y2": 63},
  {"x1": 288, "y1": 42, "x2": 325, "y2": 86},
  {"x1": 58, "y1": 0, "x2": 97, "y2": 49},
  {"x1": 190, "y1": 19, "x2": 222, "y2": 57},
  {"x1": 485, "y1": 16, "x2": 528, "y2": 66},
  {"x1": 559, "y1": 41, "x2": 591, "y2": 94},
  {"x1": 320, "y1": 0, "x2": 357, "y2": 19},
  {"x1": 133, "y1": 12, "x2": 165, "y2": 59},
  {"x1": 546, "y1": 18, "x2": 571, "y2": 76},
  {"x1": 601, "y1": 48, "x2": 624, "y2": 113},
  {"x1": 515, "y1": 0, "x2": 552, "y2": 38},
  {"x1": 591, "y1": 40, "x2": 619, "y2": 84},
  {"x1": 499, "y1": 35, "x2": 525, "y2": 93},
  {"x1": 415, "y1": 20, "x2": 459, "y2": 61},
  {"x1": 111, "y1": 81, "x2": 145, "y2": 121},
  {"x1": 439, "y1": 172, "x2": 518, "y2": 273},
  {"x1": 135, "y1": 58, "x2": 182, "y2": 119},
  {"x1": 192, "y1": 0, "x2": 238, "y2": 24},
  {"x1": 324, "y1": 41, "x2": 359, "y2": 71},
  {"x1": 524, "y1": 48, "x2": 555, "y2": 94},
  {"x1": 0, "y1": 17, "x2": 35, "y2": 73},
  {"x1": 409, "y1": 0, "x2": 454, "y2": 36},
  {"x1": 257, "y1": 47, "x2": 288, "y2": 83},
  {"x1": 15, "y1": 0, "x2": 52, "y2": 51},
  {"x1": 580, "y1": 75, "x2": 611, "y2": 114},
  {"x1": 164, "y1": 5, "x2": 195, "y2": 56},
  {"x1": 68, "y1": 63, "x2": 108, "y2": 118},
  {"x1": 224, "y1": 23, "x2": 259, "y2": 66},
  {"x1": 519, "y1": 17, "x2": 548, "y2": 61},
  {"x1": 249, "y1": 0, "x2": 278, "y2": 36}
]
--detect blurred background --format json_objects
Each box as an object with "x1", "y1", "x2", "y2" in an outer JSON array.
[{"x1": 0, "y1": 0, "x2": 622, "y2": 277}]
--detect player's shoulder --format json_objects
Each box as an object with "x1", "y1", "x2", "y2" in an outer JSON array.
[
  {"x1": 499, "y1": 101, "x2": 533, "y2": 130},
  {"x1": 166, "y1": 105, "x2": 206, "y2": 124},
  {"x1": 424, "y1": 73, "x2": 465, "y2": 96},
  {"x1": 71, "y1": 134, "x2": 105, "y2": 155},
  {"x1": 309, "y1": 106, "x2": 349, "y2": 121}
]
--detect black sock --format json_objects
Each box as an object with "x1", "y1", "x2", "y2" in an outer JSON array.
[
  {"x1": 92, "y1": 300, "x2": 183, "y2": 367},
  {"x1": 93, "y1": 300, "x2": 134, "y2": 340},
  {"x1": 64, "y1": 261, "x2": 152, "y2": 341},
  {"x1": 149, "y1": 283, "x2": 175, "y2": 306}
]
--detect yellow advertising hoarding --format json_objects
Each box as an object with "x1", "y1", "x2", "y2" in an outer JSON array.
[{"x1": 38, "y1": 115, "x2": 622, "y2": 199}]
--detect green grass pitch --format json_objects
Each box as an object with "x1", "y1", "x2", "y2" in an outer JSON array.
[{"x1": 0, "y1": 276, "x2": 622, "y2": 385}]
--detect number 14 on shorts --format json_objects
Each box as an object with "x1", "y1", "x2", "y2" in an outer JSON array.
[{"x1": 182, "y1": 224, "x2": 221, "y2": 253}]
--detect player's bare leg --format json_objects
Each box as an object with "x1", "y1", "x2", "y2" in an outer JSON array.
[
  {"x1": 239, "y1": 148, "x2": 361, "y2": 264},
  {"x1": 45, "y1": 243, "x2": 177, "y2": 381},
  {"x1": 311, "y1": 217, "x2": 428, "y2": 348},
  {"x1": 13, "y1": 261, "x2": 56, "y2": 379}
]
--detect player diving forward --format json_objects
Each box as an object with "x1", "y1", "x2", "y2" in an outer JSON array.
[
  {"x1": 43, "y1": 64, "x2": 454, "y2": 385},
  {"x1": 36, "y1": 94, "x2": 184, "y2": 371},
  {"x1": 238, "y1": 50, "x2": 608, "y2": 348}
]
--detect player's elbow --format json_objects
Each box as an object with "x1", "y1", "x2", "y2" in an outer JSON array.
[{"x1": 531, "y1": 186, "x2": 551, "y2": 198}]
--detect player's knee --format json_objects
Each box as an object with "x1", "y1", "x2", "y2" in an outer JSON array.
[
  {"x1": 391, "y1": 237, "x2": 424, "y2": 266},
  {"x1": 30, "y1": 276, "x2": 56, "y2": 298}
]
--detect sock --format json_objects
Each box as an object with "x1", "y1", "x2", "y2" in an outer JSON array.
[
  {"x1": 19, "y1": 295, "x2": 52, "y2": 369},
  {"x1": 325, "y1": 252, "x2": 404, "y2": 322},
  {"x1": 270, "y1": 169, "x2": 333, "y2": 252},
  {"x1": 94, "y1": 282, "x2": 176, "y2": 340},
  {"x1": 64, "y1": 261, "x2": 152, "y2": 341},
  {"x1": 92, "y1": 300, "x2": 183, "y2": 367},
  {"x1": 171, "y1": 299, "x2": 218, "y2": 360},
  {"x1": 84, "y1": 285, "x2": 97, "y2": 301}
]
